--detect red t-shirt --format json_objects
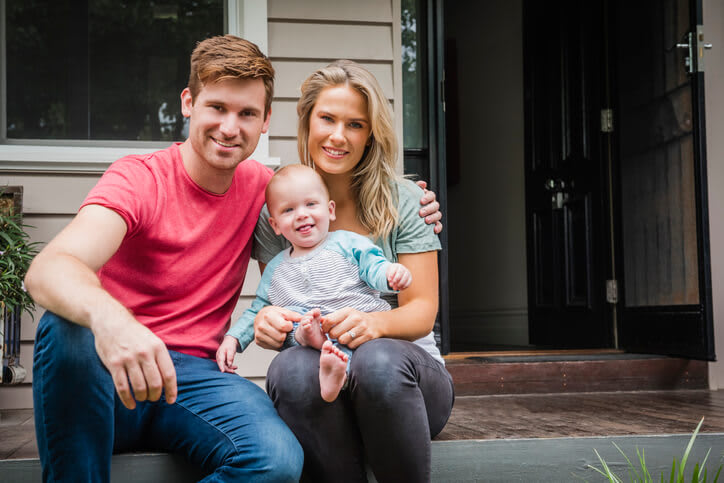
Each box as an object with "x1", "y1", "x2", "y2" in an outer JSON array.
[{"x1": 81, "y1": 143, "x2": 272, "y2": 359}]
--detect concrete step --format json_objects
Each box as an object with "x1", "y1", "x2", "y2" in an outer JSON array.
[
  {"x1": 445, "y1": 351, "x2": 708, "y2": 396},
  {"x1": 3, "y1": 433, "x2": 723, "y2": 482}
]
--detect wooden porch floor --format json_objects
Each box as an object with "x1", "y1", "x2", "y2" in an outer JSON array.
[{"x1": 3, "y1": 389, "x2": 724, "y2": 460}]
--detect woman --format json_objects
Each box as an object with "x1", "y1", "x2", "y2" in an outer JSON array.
[{"x1": 253, "y1": 60, "x2": 454, "y2": 482}]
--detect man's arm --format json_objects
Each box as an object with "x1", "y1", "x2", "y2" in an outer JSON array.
[{"x1": 24, "y1": 204, "x2": 177, "y2": 409}]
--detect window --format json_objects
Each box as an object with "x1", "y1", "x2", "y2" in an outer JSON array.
[
  {"x1": 0, "y1": 0, "x2": 272, "y2": 170},
  {"x1": 400, "y1": 0, "x2": 429, "y2": 180}
]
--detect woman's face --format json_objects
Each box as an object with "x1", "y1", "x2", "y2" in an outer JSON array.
[{"x1": 307, "y1": 85, "x2": 372, "y2": 176}]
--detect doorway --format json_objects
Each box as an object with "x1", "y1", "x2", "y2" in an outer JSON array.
[{"x1": 434, "y1": 0, "x2": 714, "y2": 358}]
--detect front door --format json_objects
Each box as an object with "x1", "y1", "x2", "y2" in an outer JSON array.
[
  {"x1": 612, "y1": 0, "x2": 715, "y2": 359},
  {"x1": 523, "y1": 0, "x2": 612, "y2": 348}
]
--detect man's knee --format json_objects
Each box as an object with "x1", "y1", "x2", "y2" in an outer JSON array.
[
  {"x1": 220, "y1": 423, "x2": 303, "y2": 482},
  {"x1": 35, "y1": 311, "x2": 98, "y2": 367}
]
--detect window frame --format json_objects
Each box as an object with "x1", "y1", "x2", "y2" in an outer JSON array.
[{"x1": 0, "y1": 0, "x2": 276, "y2": 173}]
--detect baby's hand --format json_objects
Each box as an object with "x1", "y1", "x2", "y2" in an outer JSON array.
[
  {"x1": 387, "y1": 263, "x2": 412, "y2": 291},
  {"x1": 216, "y1": 335, "x2": 239, "y2": 373}
]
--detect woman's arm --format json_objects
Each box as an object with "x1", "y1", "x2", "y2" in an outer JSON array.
[{"x1": 322, "y1": 250, "x2": 438, "y2": 349}]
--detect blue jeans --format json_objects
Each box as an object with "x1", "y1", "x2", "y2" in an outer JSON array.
[{"x1": 32, "y1": 312, "x2": 303, "y2": 482}]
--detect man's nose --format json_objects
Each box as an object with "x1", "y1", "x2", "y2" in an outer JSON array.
[{"x1": 219, "y1": 114, "x2": 238, "y2": 137}]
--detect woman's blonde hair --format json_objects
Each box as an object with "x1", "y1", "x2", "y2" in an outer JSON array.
[{"x1": 297, "y1": 60, "x2": 399, "y2": 239}]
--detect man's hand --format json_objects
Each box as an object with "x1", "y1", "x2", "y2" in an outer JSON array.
[
  {"x1": 91, "y1": 312, "x2": 177, "y2": 410},
  {"x1": 254, "y1": 306, "x2": 302, "y2": 350},
  {"x1": 415, "y1": 180, "x2": 443, "y2": 234},
  {"x1": 387, "y1": 263, "x2": 412, "y2": 291},
  {"x1": 216, "y1": 335, "x2": 240, "y2": 373}
]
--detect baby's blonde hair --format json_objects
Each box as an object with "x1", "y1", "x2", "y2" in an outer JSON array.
[{"x1": 265, "y1": 164, "x2": 329, "y2": 212}]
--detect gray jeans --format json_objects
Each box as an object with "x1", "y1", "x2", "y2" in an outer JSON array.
[{"x1": 266, "y1": 338, "x2": 455, "y2": 483}]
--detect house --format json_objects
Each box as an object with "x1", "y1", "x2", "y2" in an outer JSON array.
[{"x1": 1, "y1": 0, "x2": 724, "y2": 412}]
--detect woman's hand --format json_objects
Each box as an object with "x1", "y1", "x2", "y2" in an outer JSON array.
[
  {"x1": 322, "y1": 308, "x2": 382, "y2": 350},
  {"x1": 254, "y1": 306, "x2": 302, "y2": 350},
  {"x1": 216, "y1": 335, "x2": 239, "y2": 373},
  {"x1": 415, "y1": 180, "x2": 443, "y2": 234}
]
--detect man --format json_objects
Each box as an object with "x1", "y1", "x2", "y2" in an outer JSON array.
[{"x1": 25, "y1": 35, "x2": 302, "y2": 482}]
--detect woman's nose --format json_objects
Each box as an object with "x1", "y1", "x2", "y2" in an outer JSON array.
[{"x1": 329, "y1": 123, "x2": 345, "y2": 144}]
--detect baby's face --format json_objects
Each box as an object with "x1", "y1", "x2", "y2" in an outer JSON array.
[{"x1": 267, "y1": 173, "x2": 335, "y2": 255}]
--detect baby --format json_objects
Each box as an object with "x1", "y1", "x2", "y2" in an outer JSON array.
[{"x1": 217, "y1": 164, "x2": 411, "y2": 402}]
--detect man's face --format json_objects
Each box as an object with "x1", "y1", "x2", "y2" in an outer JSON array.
[{"x1": 181, "y1": 77, "x2": 270, "y2": 178}]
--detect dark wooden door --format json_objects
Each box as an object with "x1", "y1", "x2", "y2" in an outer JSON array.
[
  {"x1": 523, "y1": 0, "x2": 612, "y2": 348},
  {"x1": 612, "y1": 0, "x2": 714, "y2": 359}
]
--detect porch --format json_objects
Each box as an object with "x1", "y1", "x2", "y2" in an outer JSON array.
[{"x1": 2, "y1": 352, "x2": 724, "y2": 482}]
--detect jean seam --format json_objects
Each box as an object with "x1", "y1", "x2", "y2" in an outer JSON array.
[
  {"x1": 36, "y1": 332, "x2": 59, "y2": 482},
  {"x1": 172, "y1": 389, "x2": 243, "y2": 455}
]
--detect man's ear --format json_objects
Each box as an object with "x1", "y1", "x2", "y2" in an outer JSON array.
[
  {"x1": 268, "y1": 216, "x2": 282, "y2": 236},
  {"x1": 181, "y1": 88, "x2": 193, "y2": 118},
  {"x1": 262, "y1": 106, "x2": 272, "y2": 134},
  {"x1": 328, "y1": 200, "x2": 336, "y2": 222}
]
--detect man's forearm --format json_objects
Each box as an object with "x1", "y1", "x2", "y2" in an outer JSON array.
[{"x1": 25, "y1": 251, "x2": 129, "y2": 330}]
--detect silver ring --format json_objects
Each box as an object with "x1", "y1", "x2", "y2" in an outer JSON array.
[{"x1": 348, "y1": 330, "x2": 357, "y2": 339}]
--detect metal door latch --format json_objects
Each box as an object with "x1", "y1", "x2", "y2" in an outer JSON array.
[{"x1": 677, "y1": 26, "x2": 713, "y2": 73}]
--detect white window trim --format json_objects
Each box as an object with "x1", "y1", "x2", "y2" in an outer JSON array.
[{"x1": 0, "y1": 0, "x2": 278, "y2": 173}]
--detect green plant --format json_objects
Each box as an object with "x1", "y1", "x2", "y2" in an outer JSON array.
[
  {"x1": 586, "y1": 417, "x2": 723, "y2": 483},
  {"x1": 0, "y1": 210, "x2": 40, "y2": 316}
]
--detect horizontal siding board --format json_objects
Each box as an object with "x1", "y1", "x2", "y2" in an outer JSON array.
[
  {"x1": 269, "y1": 22, "x2": 393, "y2": 60},
  {"x1": 0, "y1": 175, "x2": 100, "y2": 214},
  {"x1": 274, "y1": 60, "x2": 394, "y2": 99},
  {"x1": 269, "y1": 0, "x2": 392, "y2": 23},
  {"x1": 269, "y1": 100, "x2": 299, "y2": 137},
  {"x1": 270, "y1": 138, "x2": 300, "y2": 166}
]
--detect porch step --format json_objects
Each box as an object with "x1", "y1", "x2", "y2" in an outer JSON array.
[
  {"x1": 3, "y1": 433, "x2": 723, "y2": 482},
  {"x1": 444, "y1": 350, "x2": 708, "y2": 396}
]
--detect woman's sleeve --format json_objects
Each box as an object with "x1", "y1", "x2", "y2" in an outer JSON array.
[
  {"x1": 394, "y1": 179, "x2": 442, "y2": 254},
  {"x1": 251, "y1": 203, "x2": 290, "y2": 264}
]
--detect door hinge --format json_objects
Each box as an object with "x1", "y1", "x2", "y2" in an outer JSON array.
[
  {"x1": 601, "y1": 109, "x2": 614, "y2": 133},
  {"x1": 606, "y1": 279, "x2": 618, "y2": 304}
]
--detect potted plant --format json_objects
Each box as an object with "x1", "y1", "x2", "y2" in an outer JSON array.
[{"x1": 1, "y1": 188, "x2": 40, "y2": 384}]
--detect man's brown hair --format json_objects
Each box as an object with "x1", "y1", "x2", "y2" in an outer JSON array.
[{"x1": 188, "y1": 35, "x2": 275, "y2": 115}]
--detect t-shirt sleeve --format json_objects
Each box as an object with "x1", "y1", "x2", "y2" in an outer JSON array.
[
  {"x1": 393, "y1": 179, "x2": 442, "y2": 254},
  {"x1": 251, "y1": 203, "x2": 291, "y2": 264},
  {"x1": 80, "y1": 156, "x2": 158, "y2": 236}
]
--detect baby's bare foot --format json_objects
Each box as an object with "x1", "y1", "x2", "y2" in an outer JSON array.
[
  {"x1": 320, "y1": 340, "x2": 349, "y2": 402},
  {"x1": 295, "y1": 309, "x2": 326, "y2": 349}
]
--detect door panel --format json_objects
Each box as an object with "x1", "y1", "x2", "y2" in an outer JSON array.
[
  {"x1": 524, "y1": 0, "x2": 610, "y2": 348},
  {"x1": 613, "y1": 0, "x2": 714, "y2": 359}
]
